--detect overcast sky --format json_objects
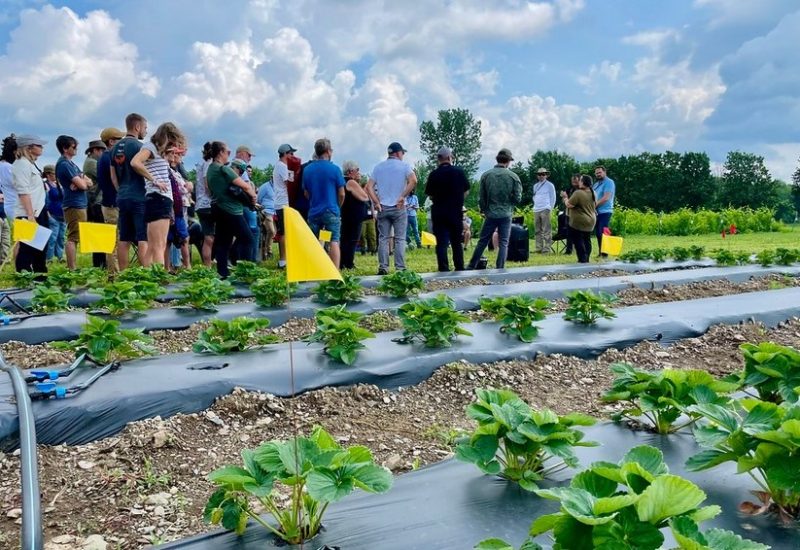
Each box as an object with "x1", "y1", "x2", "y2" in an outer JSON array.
[{"x1": 0, "y1": 0, "x2": 798, "y2": 181}]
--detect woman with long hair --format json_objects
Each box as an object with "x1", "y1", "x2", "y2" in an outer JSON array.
[
  {"x1": 0, "y1": 135, "x2": 19, "y2": 263},
  {"x1": 195, "y1": 141, "x2": 215, "y2": 266},
  {"x1": 11, "y1": 134, "x2": 49, "y2": 274},
  {"x1": 560, "y1": 174, "x2": 596, "y2": 263},
  {"x1": 339, "y1": 160, "x2": 370, "y2": 269},
  {"x1": 130, "y1": 122, "x2": 186, "y2": 266},
  {"x1": 206, "y1": 141, "x2": 256, "y2": 278}
]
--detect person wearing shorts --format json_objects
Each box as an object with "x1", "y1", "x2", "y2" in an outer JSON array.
[
  {"x1": 55, "y1": 135, "x2": 93, "y2": 270},
  {"x1": 110, "y1": 113, "x2": 149, "y2": 269},
  {"x1": 302, "y1": 138, "x2": 345, "y2": 267},
  {"x1": 195, "y1": 143, "x2": 215, "y2": 266}
]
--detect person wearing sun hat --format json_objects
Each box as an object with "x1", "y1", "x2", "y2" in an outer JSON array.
[
  {"x1": 532, "y1": 166, "x2": 556, "y2": 253},
  {"x1": 12, "y1": 134, "x2": 50, "y2": 274},
  {"x1": 83, "y1": 139, "x2": 108, "y2": 269},
  {"x1": 96, "y1": 127, "x2": 125, "y2": 274}
]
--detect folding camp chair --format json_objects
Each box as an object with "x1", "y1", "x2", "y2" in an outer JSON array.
[{"x1": 552, "y1": 211, "x2": 570, "y2": 254}]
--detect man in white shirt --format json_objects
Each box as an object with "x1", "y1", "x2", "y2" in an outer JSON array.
[
  {"x1": 532, "y1": 167, "x2": 556, "y2": 253},
  {"x1": 273, "y1": 143, "x2": 297, "y2": 268},
  {"x1": 366, "y1": 142, "x2": 417, "y2": 275}
]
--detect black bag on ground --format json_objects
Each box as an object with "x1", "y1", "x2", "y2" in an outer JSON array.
[{"x1": 506, "y1": 223, "x2": 529, "y2": 262}]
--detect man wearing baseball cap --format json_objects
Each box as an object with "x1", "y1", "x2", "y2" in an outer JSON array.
[
  {"x1": 365, "y1": 141, "x2": 417, "y2": 275},
  {"x1": 83, "y1": 139, "x2": 108, "y2": 269},
  {"x1": 273, "y1": 143, "x2": 297, "y2": 268},
  {"x1": 424, "y1": 146, "x2": 470, "y2": 271},
  {"x1": 97, "y1": 127, "x2": 125, "y2": 274}
]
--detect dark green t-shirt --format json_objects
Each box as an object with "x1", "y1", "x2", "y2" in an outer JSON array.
[
  {"x1": 206, "y1": 162, "x2": 242, "y2": 215},
  {"x1": 110, "y1": 137, "x2": 145, "y2": 202},
  {"x1": 568, "y1": 188, "x2": 597, "y2": 232}
]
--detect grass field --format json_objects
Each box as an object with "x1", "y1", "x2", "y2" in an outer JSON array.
[{"x1": 2, "y1": 227, "x2": 798, "y2": 285}]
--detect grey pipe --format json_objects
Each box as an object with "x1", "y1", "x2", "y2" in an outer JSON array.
[{"x1": 0, "y1": 353, "x2": 43, "y2": 550}]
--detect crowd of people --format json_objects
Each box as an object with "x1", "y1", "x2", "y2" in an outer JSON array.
[{"x1": 0, "y1": 112, "x2": 616, "y2": 279}]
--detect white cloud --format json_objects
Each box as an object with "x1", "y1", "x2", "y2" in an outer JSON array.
[
  {"x1": 0, "y1": 5, "x2": 159, "y2": 123},
  {"x1": 622, "y1": 29, "x2": 680, "y2": 51},
  {"x1": 578, "y1": 60, "x2": 622, "y2": 89}
]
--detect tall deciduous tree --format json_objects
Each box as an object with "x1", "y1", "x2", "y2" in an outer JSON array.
[
  {"x1": 524, "y1": 150, "x2": 581, "y2": 203},
  {"x1": 791, "y1": 156, "x2": 800, "y2": 217},
  {"x1": 719, "y1": 151, "x2": 778, "y2": 209},
  {"x1": 419, "y1": 108, "x2": 482, "y2": 179}
]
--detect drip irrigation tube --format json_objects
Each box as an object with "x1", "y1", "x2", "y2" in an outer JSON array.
[
  {"x1": 0, "y1": 264, "x2": 797, "y2": 346},
  {"x1": 2, "y1": 287, "x2": 800, "y2": 449},
  {"x1": 0, "y1": 352, "x2": 43, "y2": 550}
]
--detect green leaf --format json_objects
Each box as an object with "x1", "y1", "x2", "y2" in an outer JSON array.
[
  {"x1": 621, "y1": 445, "x2": 668, "y2": 476},
  {"x1": 636, "y1": 474, "x2": 706, "y2": 524},
  {"x1": 685, "y1": 450, "x2": 734, "y2": 472},
  {"x1": 529, "y1": 512, "x2": 561, "y2": 536},
  {"x1": 704, "y1": 528, "x2": 771, "y2": 550},
  {"x1": 552, "y1": 514, "x2": 594, "y2": 550},
  {"x1": 670, "y1": 516, "x2": 707, "y2": 549},
  {"x1": 208, "y1": 466, "x2": 256, "y2": 489},
  {"x1": 473, "y1": 539, "x2": 515, "y2": 550},
  {"x1": 593, "y1": 494, "x2": 639, "y2": 515},
  {"x1": 689, "y1": 505, "x2": 721, "y2": 523},
  {"x1": 350, "y1": 463, "x2": 394, "y2": 493},
  {"x1": 571, "y1": 470, "x2": 618, "y2": 498},
  {"x1": 306, "y1": 468, "x2": 355, "y2": 502}
]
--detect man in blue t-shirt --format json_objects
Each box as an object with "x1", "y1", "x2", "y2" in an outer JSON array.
[
  {"x1": 303, "y1": 138, "x2": 345, "y2": 268},
  {"x1": 592, "y1": 165, "x2": 616, "y2": 257},
  {"x1": 109, "y1": 113, "x2": 148, "y2": 269},
  {"x1": 55, "y1": 135, "x2": 93, "y2": 270}
]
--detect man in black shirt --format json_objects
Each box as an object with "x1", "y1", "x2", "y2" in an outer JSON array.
[{"x1": 424, "y1": 147, "x2": 470, "y2": 271}]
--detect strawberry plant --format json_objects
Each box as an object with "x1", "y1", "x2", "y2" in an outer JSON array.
[
  {"x1": 204, "y1": 425, "x2": 393, "y2": 544},
  {"x1": 481, "y1": 445, "x2": 767, "y2": 550},
  {"x1": 479, "y1": 295, "x2": 550, "y2": 343},
  {"x1": 735, "y1": 251, "x2": 752, "y2": 265},
  {"x1": 251, "y1": 276, "x2": 297, "y2": 308},
  {"x1": 563, "y1": 290, "x2": 616, "y2": 325},
  {"x1": 230, "y1": 261, "x2": 270, "y2": 285},
  {"x1": 13, "y1": 270, "x2": 37, "y2": 288},
  {"x1": 711, "y1": 248, "x2": 737, "y2": 266},
  {"x1": 193, "y1": 317, "x2": 278, "y2": 354},
  {"x1": 396, "y1": 294, "x2": 472, "y2": 347},
  {"x1": 313, "y1": 273, "x2": 363, "y2": 304},
  {"x1": 116, "y1": 264, "x2": 174, "y2": 285},
  {"x1": 689, "y1": 245, "x2": 705, "y2": 261},
  {"x1": 648, "y1": 248, "x2": 668, "y2": 262},
  {"x1": 687, "y1": 399, "x2": 800, "y2": 520},
  {"x1": 376, "y1": 269, "x2": 425, "y2": 298},
  {"x1": 619, "y1": 249, "x2": 650, "y2": 263},
  {"x1": 52, "y1": 314, "x2": 155, "y2": 363},
  {"x1": 455, "y1": 388, "x2": 596, "y2": 491},
  {"x1": 30, "y1": 284, "x2": 73, "y2": 313},
  {"x1": 738, "y1": 342, "x2": 800, "y2": 404},
  {"x1": 305, "y1": 306, "x2": 374, "y2": 365},
  {"x1": 47, "y1": 265, "x2": 106, "y2": 291},
  {"x1": 671, "y1": 246, "x2": 691, "y2": 262},
  {"x1": 94, "y1": 280, "x2": 161, "y2": 316},
  {"x1": 177, "y1": 265, "x2": 220, "y2": 282},
  {"x1": 177, "y1": 278, "x2": 234, "y2": 310},
  {"x1": 756, "y1": 249, "x2": 776, "y2": 267},
  {"x1": 603, "y1": 363, "x2": 738, "y2": 434},
  {"x1": 774, "y1": 248, "x2": 798, "y2": 266}
]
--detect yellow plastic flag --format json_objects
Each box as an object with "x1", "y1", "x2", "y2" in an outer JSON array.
[
  {"x1": 13, "y1": 219, "x2": 37, "y2": 241},
  {"x1": 421, "y1": 231, "x2": 437, "y2": 247},
  {"x1": 78, "y1": 222, "x2": 117, "y2": 254},
  {"x1": 284, "y1": 206, "x2": 342, "y2": 283},
  {"x1": 318, "y1": 229, "x2": 332, "y2": 243}
]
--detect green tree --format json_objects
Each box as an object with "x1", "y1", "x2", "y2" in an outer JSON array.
[
  {"x1": 791, "y1": 156, "x2": 800, "y2": 217},
  {"x1": 250, "y1": 164, "x2": 274, "y2": 186},
  {"x1": 719, "y1": 151, "x2": 778, "y2": 209},
  {"x1": 523, "y1": 150, "x2": 581, "y2": 204},
  {"x1": 419, "y1": 108, "x2": 482, "y2": 179},
  {"x1": 676, "y1": 152, "x2": 715, "y2": 209}
]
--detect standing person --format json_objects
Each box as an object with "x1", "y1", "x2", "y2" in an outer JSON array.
[
  {"x1": 256, "y1": 178, "x2": 276, "y2": 260},
  {"x1": 167, "y1": 150, "x2": 192, "y2": 270},
  {"x1": 366, "y1": 142, "x2": 417, "y2": 275},
  {"x1": 532, "y1": 167, "x2": 556, "y2": 253},
  {"x1": 83, "y1": 139, "x2": 107, "y2": 268},
  {"x1": 110, "y1": 113, "x2": 149, "y2": 270},
  {"x1": 424, "y1": 147, "x2": 470, "y2": 272},
  {"x1": 44, "y1": 165, "x2": 66, "y2": 262},
  {"x1": 287, "y1": 152, "x2": 307, "y2": 220},
  {"x1": 563, "y1": 174, "x2": 580, "y2": 255},
  {"x1": 273, "y1": 143, "x2": 297, "y2": 268},
  {"x1": 206, "y1": 142, "x2": 256, "y2": 278},
  {"x1": 235, "y1": 146, "x2": 259, "y2": 261},
  {"x1": 303, "y1": 138, "x2": 345, "y2": 268},
  {"x1": 423, "y1": 196, "x2": 433, "y2": 232},
  {"x1": 592, "y1": 165, "x2": 616, "y2": 256},
  {"x1": 405, "y1": 193, "x2": 422, "y2": 248},
  {"x1": 0, "y1": 135, "x2": 19, "y2": 263},
  {"x1": 466, "y1": 148, "x2": 522, "y2": 270},
  {"x1": 361, "y1": 194, "x2": 377, "y2": 255},
  {"x1": 195, "y1": 142, "x2": 215, "y2": 267},
  {"x1": 462, "y1": 208, "x2": 472, "y2": 249},
  {"x1": 130, "y1": 122, "x2": 186, "y2": 267},
  {"x1": 229, "y1": 159, "x2": 255, "y2": 263},
  {"x1": 12, "y1": 134, "x2": 49, "y2": 275},
  {"x1": 561, "y1": 175, "x2": 596, "y2": 263},
  {"x1": 97, "y1": 128, "x2": 125, "y2": 274},
  {"x1": 339, "y1": 160, "x2": 369, "y2": 270},
  {"x1": 55, "y1": 135, "x2": 93, "y2": 270}
]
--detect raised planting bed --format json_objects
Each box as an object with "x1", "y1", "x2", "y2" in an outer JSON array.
[
  {"x1": 3, "y1": 287, "x2": 800, "y2": 449},
  {"x1": 1, "y1": 265, "x2": 797, "y2": 345}
]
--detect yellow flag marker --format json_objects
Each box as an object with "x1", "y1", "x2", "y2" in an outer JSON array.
[
  {"x1": 421, "y1": 231, "x2": 437, "y2": 247},
  {"x1": 318, "y1": 229, "x2": 332, "y2": 243},
  {"x1": 13, "y1": 219, "x2": 37, "y2": 241},
  {"x1": 283, "y1": 206, "x2": 342, "y2": 283},
  {"x1": 79, "y1": 222, "x2": 117, "y2": 254}
]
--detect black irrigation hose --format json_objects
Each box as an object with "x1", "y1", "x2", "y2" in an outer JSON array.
[{"x1": 0, "y1": 352, "x2": 43, "y2": 550}]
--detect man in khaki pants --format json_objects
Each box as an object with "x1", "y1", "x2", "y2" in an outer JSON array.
[
  {"x1": 532, "y1": 167, "x2": 556, "y2": 253},
  {"x1": 97, "y1": 127, "x2": 125, "y2": 274}
]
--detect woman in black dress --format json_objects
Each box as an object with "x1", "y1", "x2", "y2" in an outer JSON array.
[{"x1": 339, "y1": 160, "x2": 370, "y2": 269}]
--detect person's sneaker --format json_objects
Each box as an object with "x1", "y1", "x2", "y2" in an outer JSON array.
[
  {"x1": 278, "y1": 260, "x2": 287, "y2": 268},
  {"x1": 377, "y1": 268, "x2": 388, "y2": 275}
]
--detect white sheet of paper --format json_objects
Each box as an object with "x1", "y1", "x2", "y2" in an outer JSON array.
[{"x1": 22, "y1": 225, "x2": 52, "y2": 251}]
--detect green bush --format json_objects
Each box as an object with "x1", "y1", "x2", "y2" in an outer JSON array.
[
  {"x1": 563, "y1": 290, "x2": 616, "y2": 325},
  {"x1": 305, "y1": 306, "x2": 374, "y2": 365},
  {"x1": 53, "y1": 315, "x2": 155, "y2": 363},
  {"x1": 610, "y1": 206, "x2": 781, "y2": 237},
  {"x1": 177, "y1": 278, "x2": 235, "y2": 310},
  {"x1": 117, "y1": 265, "x2": 174, "y2": 285},
  {"x1": 31, "y1": 284, "x2": 73, "y2": 313},
  {"x1": 194, "y1": 317, "x2": 278, "y2": 354},
  {"x1": 177, "y1": 265, "x2": 220, "y2": 282},
  {"x1": 94, "y1": 280, "x2": 161, "y2": 316},
  {"x1": 479, "y1": 295, "x2": 549, "y2": 342},
  {"x1": 230, "y1": 261, "x2": 270, "y2": 285},
  {"x1": 397, "y1": 294, "x2": 472, "y2": 347},
  {"x1": 376, "y1": 270, "x2": 425, "y2": 298},
  {"x1": 313, "y1": 273, "x2": 363, "y2": 304},
  {"x1": 251, "y1": 276, "x2": 296, "y2": 308}
]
